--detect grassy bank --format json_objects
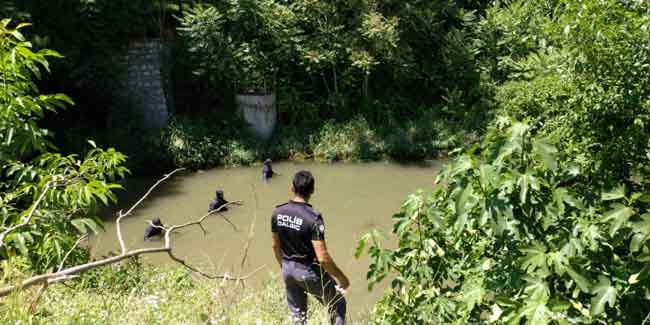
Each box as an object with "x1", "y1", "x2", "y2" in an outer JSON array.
[
  {"x1": 1, "y1": 260, "x2": 364, "y2": 324},
  {"x1": 65, "y1": 103, "x2": 484, "y2": 175}
]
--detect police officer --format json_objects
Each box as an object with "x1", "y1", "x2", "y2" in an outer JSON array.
[{"x1": 271, "y1": 170, "x2": 349, "y2": 325}]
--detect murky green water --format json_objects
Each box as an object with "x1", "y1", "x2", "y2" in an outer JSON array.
[{"x1": 92, "y1": 161, "x2": 443, "y2": 317}]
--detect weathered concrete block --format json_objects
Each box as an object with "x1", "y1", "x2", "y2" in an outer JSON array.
[
  {"x1": 119, "y1": 39, "x2": 168, "y2": 129},
  {"x1": 236, "y1": 94, "x2": 277, "y2": 140}
]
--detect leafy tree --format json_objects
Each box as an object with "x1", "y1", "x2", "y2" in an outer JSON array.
[
  {"x1": 478, "y1": 0, "x2": 650, "y2": 182},
  {"x1": 359, "y1": 118, "x2": 650, "y2": 324},
  {"x1": 0, "y1": 21, "x2": 128, "y2": 273}
]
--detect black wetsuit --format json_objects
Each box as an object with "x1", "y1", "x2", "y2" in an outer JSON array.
[
  {"x1": 262, "y1": 164, "x2": 274, "y2": 182},
  {"x1": 209, "y1": 196, "x2": 228, "y2": 212},
  {"x1": 144, "y1": 220, "x2": 163, "y2": 240}
]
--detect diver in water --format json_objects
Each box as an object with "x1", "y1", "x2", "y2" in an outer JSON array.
[
  {"x1": 144, "y1": 217, "x2": 164, "y2": 241},
  {"x1": 209, "y1": 190, "x2": 228, "y2": 212},
  {"x1": 262, "y1": 159, "x2": 275, "y2": 183}
]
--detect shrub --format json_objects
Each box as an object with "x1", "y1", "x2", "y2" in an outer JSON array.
[
  {"x1": 312, "y1": 117, "x2": 384, "y2": 162},
  {"x1": 359, "y1": 118, "x2": 650, "y2": 324},
  {"x1": 160, "y1": 114, "x2": 256, "y2": 169},
  {"x1": 0, "y1": 21, "x2": 128, "y2": 272}
]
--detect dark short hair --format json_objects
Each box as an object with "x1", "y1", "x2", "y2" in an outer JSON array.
[
  {"x1": 216, "y1": 190, "x2": 224, "y2": 197},
  {"x1": 152, "y1": 217, "x2": 162, "y2": 225},
  {"x1": 292, "y1": 170, "x2": 315, "y2": 198}
]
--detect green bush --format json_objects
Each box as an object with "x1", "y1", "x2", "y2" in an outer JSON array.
[
  {"x1": 312, "y1": 117, "x2": 384, "y2": 162},
  {"x1": 0, "y1": 21, "x2": 128, "y2": 272},
  {"x1": 160, "y1": 114, "x2": 257, "y2": 169},
  {"x1": 480, "y1": 0, "x2": 650, "y2": 182},
  {"x1": 360, "y1": 119, "x2": 650, "y2": 324}
]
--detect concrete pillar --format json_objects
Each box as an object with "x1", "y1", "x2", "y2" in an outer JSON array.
[{"x1": 122, "y1": 39, "x2": 169, "y2": 129}]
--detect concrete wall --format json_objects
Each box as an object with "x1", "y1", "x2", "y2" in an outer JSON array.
[
  {"x1": 236, "y1": 94, "x2": 277, "y2": 140},
  {"x1": 122, "y1": 39, "x2": 168, "y2": 129}
]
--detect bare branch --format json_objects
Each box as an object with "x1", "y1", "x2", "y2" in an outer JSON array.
[
  {"x1": 0, "y1": 247, "x2": 170, "y2": 297},
  {"x1": 167, "y1": 250, "x2": 265, "y2": 280},
  {"x1": 116, "y1": 211, "x2": 127, "y2": 255},
  {"x1": 173, "y1": 200, "x2": 243, "y2": 234},
  {"x1": 123, "y1": 168, "x2": 185, "y2": 217},
  {"x1": 116, "y1": 168, "x2": 185, "y2": 254},
  {"x1": 0, "y1": 182, "x2": 53, "y2": 249},
  {"x1": 0, "y1": 170, "x2": 266, "y2": 298},
  {"x1": 58, "y1": 234, "x2": 89, "y2": 272}
]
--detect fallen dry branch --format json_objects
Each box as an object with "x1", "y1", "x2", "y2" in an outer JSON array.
[
  {"x1": 117, "y1": 168, "x2": 185, "y2": 254},
  {"x1": 0, "y1": 170, "x2": 265, "y2": 298},
  {"x1": 58, "y1": 234, "x2": 88, "y2": 272}
]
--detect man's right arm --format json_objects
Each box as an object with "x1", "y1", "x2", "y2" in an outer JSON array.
[
  {"x1": 272, "y1": 233, "x2": 283, "y2": 268},
  {"x1": 312, "y1": 240, "x2": 350, "y2": 289}
]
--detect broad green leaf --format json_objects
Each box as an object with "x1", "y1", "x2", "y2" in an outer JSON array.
[
  {"x1": 566, "y1": 265, "x2": 591, "y2": 292},
  {"x1": 628, "y1": 273, "x2": 640, "y2": 285},
  {"x1": 479, "y1": 164, "x2": 497, "y2": 190},
  {"x1": 602, "y1": 204, "x2": 634, "y2": 236},
  {"x1": 355, "y1": 236, "x2": 367, "y2": 259},
  {"x1": 601, "y1": 185, "x2": 625, "y2": 201},
  {"x1": 520, "y1": 243, "x2": 548, "y2": 274},
  {"x1": 523, "y1": 276, "x2": 550, "y2": 301},
  {"x1": 458, "y1": 277, "x2": 485, "y2": 312},
  {"x1": 518, "y1": 172, "x2": 530, "y2": 203},
  {"x1": 455, "y1": 184, "x2": 477, "y2": 235},
  {"x1": 590, "y1": 276, "x2": 617, "y2": 316},
  {"x1": 11, "y1": 233, "x2": 28, "y2": 255},
  {"x1": 451, "y1": 155, "x2": 473, "y2": 177},
  {"x1": 547, "y1": 251, "x2": 569, "y2": 275},
  {"x1": 520, "y1": 296, "x2": 550, "y2": 325},
  {"x1": 356, "y1": 229, "x2": 385, "y2": 258},
  {"x1": 630, "y1": 233, "x2": 645, "y2": 253},
  {"x1": 532, "y1": 138, "x2": 558, "y2": 171},
  {"x1": 639, "y1": 194, "x2": 650, "y2": 203},
  {"x1": 637, "y1": 264, "x2": 650, "y2": 281},
  {"x1": 71, "y1": 218, "x2": 101, "y2": 234}
]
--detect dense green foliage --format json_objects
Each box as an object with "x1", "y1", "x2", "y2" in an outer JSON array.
[
  {"x1": 3, "y1": 0, "x2": 490, "y2": 174},
  {"x1": 177, "y1": 0, "x2": 488, "y2": 109},
  {"x1": 4, "y1": 0, "x2": 650, "y2": 323},
  {"x1": 0, "y1": 21, "x2": 127, "y2": 272},
  {"x1": 361, "y1": 120, "x2": 650, "y2": 323},
  {"x1": 156, "y1": 108, "x2": 479, "y2": 169},
  {"x1": 359, "y1": 0, "x2": 650, "y2": 323},
  {"x1": 478, "y1": 0, "x2": 650, "y2": 182}
]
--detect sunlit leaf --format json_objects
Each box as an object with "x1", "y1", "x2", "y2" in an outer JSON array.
[
  {"x1": 590, "y1": 276, "x2": 617, "y2": 316},
  {"x1": 601, "y1": 185, "x2": 625, "y2": 201},
  {"x1": 602, "y1": 204, "x2": 634, "y2": 236}
]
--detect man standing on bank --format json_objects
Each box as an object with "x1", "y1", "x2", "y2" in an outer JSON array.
[{"x1": 271, "y1": 170, "x2": 350, "y2": 325}]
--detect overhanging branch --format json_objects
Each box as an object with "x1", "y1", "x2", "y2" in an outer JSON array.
[{"x1": 0, "y1": 170, "x2": 264, "y2": 298}]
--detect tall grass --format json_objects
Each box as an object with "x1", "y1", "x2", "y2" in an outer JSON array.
[{"x1": 0, "y1": 263, "x2": 363, "y2": 324}]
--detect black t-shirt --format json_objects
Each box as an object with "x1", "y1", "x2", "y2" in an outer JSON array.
[{"x1": 271, "y1": 200, "x2": 325, "y2": 264}]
